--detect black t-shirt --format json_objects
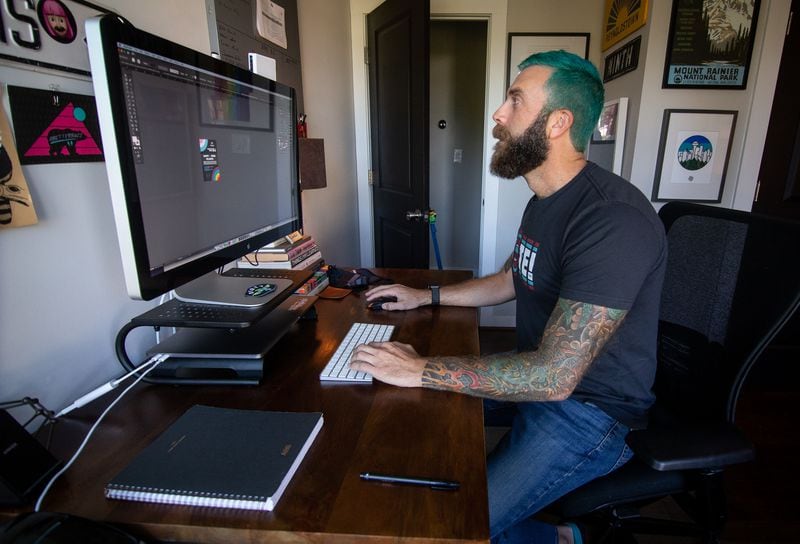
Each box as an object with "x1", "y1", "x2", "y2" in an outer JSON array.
[{"x1": 512, "y1": 162, "x2": 667, "y2": 428}]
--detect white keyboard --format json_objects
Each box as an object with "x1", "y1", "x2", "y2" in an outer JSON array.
[{"x1": 319, "y1": 322, "x2": 395, "y2": 383}]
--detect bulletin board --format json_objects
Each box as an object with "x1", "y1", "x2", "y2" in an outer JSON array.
[{"x1": 206, "y1": 0, "x2": 304, "y2": 112}]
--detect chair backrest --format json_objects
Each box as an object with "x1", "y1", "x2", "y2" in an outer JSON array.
[{"x1": 654, "y1": 202, "x2": 800, "y2": 424}]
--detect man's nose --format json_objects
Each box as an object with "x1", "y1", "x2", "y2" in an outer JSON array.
[{"x1": 492, "y1": 100, "x2": 511, "y2": 126}]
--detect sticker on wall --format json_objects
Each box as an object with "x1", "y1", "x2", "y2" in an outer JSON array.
[
  {"x1": 7, "y1": 86, "x2": 104, "y2": 165},
  {"x1": 0, "y1": 86, "x2": 38, "y2": 229}
]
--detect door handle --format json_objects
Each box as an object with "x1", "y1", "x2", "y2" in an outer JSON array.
[
  {"x1": 405, "y1": 209, "x2": 425, "y2": 222},
  {"x1": 405, "y1": 209, "x2": 437, "y2": 222}
]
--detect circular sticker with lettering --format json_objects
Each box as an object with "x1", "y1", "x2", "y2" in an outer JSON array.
[{"x1": 245, "y1": 283, "x2": 276, "y2": 298}]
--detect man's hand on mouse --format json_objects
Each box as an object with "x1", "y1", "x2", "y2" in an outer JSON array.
[
  {"x1": 350, "y1": 341, "x2": 426, "y2": 387},
  {"x1": 364, "y1": 284, "x2": 431, "y2": 311}
]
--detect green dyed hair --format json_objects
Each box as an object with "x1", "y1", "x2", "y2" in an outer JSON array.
[{"x1": 518, "y1": 50, "x2": 604, "y2": 152}]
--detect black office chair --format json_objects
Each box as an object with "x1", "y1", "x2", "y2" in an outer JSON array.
[{"x1": 550, "y1": 202, "x2": 800, "y2": 543}]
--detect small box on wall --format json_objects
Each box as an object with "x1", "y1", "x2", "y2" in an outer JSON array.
[{"x1": 299, "y1": 138, "x2": 327, "y2": 190}]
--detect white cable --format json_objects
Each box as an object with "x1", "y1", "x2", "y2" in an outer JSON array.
[
  {"x1": 55, "y1": 354, "x2": 167, "y2": 418},
  {"x1": 35, "y1": 354, "x2": 169, "y2": 512}
]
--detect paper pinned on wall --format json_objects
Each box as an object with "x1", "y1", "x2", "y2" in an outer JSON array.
[
  {"x1": 256, "y1": 0, "x2": 288, "y2": 49},
  {"x1": 0, "y1": 86, "x2": 38, "y2": 229},
  {"x1": 7, "y1": 86, "x2": 104, "y2": 165}
]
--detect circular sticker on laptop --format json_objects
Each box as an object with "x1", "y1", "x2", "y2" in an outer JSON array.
[{"x1": 245, "y1": 283, "x2": 276, "y2": 298}]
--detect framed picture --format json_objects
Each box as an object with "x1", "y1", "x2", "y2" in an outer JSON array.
[
  {"x1": 603, "y1": 36, "x2": 641, "y2": 83},
  {"x1": 602, "y1": 0, "x2": 649, "y2": 51},
  {"x1": 663, "y1": 0, "x2": 760, "y2": 89},
  {"x1": 587, "y1": 97, "x2": 628, "y2": 175},
  {"x1": 506, "y1": 33, "x2": 589, "y2": 88},
  {"x1": 0, "y1": 0, "x2": 113, "y2": 77},
  {"x1": 652, "y1": 109, "x2": 737, "y2": 203}
]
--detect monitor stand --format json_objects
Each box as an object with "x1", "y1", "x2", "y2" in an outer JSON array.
[
  {"x1": 145, "y1": 294, "x2": 318, "y2": 385},
  {"x1": 116, "y1": 269, "x2": 317, "y2": 384},
  {"x1": 173, "y1": 270, "x2": 293, "y2": 308}
]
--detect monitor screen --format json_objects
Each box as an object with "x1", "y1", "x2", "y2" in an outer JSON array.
[{"x1": 87, "y1": 15, "x2": 301, "y2": 301}]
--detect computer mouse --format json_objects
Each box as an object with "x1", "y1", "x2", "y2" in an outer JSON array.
[
  {"x1": 0, "y1": 511, "x2": 143, "y2": 543},
  {"x1": 367, "y1": 296, "x2": 397, "y2": 310}
]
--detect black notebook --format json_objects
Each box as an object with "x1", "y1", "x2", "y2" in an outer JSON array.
[{"x1": 105, "y1": 405, "x2": 323, "y2": 511}]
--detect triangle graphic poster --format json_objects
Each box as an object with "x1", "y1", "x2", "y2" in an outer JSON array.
[{"x1": 7, "y1": 86, "x2": 104, "y2": 165}]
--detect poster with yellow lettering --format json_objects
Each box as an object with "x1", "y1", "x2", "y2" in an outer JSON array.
[
  {"x1": 0, "y1": 86, "x2": 38, "y2": 229},
  {"x1": 602, "y1": 0, "x2": 649, "y2": 51}
]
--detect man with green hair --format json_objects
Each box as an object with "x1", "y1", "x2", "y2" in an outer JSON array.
[{"x1": 352, "y1": 50, "x2": 667, "y2": 544}]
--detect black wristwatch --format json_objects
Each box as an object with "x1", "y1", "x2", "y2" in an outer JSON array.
[{"x1": 428, "y1": 284, "x2": 440, "y2": 306}]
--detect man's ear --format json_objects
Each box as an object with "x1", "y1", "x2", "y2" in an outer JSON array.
[{"x1": 548, "y1": 109, "x2": 574, "y2": 140}]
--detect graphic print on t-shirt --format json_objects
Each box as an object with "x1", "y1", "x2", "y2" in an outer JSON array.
[{"x1": 513, "y1": 232, "x2": 539, "y2": 290}]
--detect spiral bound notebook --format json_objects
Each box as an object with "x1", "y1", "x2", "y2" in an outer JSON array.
[{"x1": 105, "y1": 405, "x2": 323, "y2": 511}]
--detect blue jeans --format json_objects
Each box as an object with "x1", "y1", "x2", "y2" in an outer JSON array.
[{"x1": 486, "y1": 398, "x2": 633, "y2": 544}]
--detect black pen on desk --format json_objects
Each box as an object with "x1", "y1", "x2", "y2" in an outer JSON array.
[{"x1": 360, "y1": 472, "x2": 460, "y2": 491}]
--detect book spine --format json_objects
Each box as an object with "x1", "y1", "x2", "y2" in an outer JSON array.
[
  {"x1": 294, "y1": 270, "x2": 329, "y2": 295},
  {"x1": 244, "y1": 242, "x2": 317, "y2": 263},
  {"x1": 258, "y1": 235, "x2": 311, "y2": 253},
  {"x1": 238, "y1": 250, "x2": 322, "y2": 270},
  {"x1": 284, "y1": 239, "x2": 317, "y2": 260},
  {"x1": 293, "y1": 251, "x2": 323, "y2": 270},
  {"x1": 289, "y1": 245, "x2": 320, "y2": 266},
  {"x1": 306, "y1": 277, "x2": 330, "y2": 296}
]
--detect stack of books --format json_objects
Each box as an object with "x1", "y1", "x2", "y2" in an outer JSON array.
[
  {"x1": 238, "y1": 234, "x2": 323, "y2": 271},
  {"x1": 294, "y1": 267, "x2": 329, "y2": 296}
]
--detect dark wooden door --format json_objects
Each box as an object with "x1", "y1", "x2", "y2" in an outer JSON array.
[
  {"x1": 367, "y1": 0, "x2": 430, "y2": 268},
  {"x1": 752, "y1": 1, "x2": 800, "y2": 220}
]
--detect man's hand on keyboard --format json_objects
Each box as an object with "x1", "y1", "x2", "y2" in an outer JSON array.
[
  {"x1": 364, "y1": 285, "x2": 429, "y2": 311},
  {"x1": 350, "y1": 341, "x2": 425, "y2": 387}
]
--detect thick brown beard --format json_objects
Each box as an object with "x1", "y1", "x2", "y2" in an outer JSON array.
[{"x1": 490, "y1": 110, "x2": 550, "y2": 179}]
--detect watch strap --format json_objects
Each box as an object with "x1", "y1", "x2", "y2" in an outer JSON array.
[{"x1": 428, "y1": 284, "x2": 440, "y2": 306}]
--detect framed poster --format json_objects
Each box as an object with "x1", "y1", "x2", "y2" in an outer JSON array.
[
  {"x1": 506, "y1": 33, "x2": 589, "y2": 88},
  {"x1": 663, "y1": 0, "x2": 760, "y2": 89},
  {"x1": 652, "y1": 109, "x2": 737, "y2": 202},
  {"x1": 587, "y1": 97, "x2": 628, "y2": 175},
  {"x1": 0, "y1": 0, "x2": 112, "y2": 76},
  {"x1": 602, "y1": 0, "x2": 649, "y2": 51}
]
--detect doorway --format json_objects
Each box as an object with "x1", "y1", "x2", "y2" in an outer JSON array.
[
  {"x1": 429, "y1": 20, "x2": 487, "y2": 274},
  {"x1": 752, "y1": 0, "x2": 800, "y2": 220},
  {"x1": 350, "y1": 0, "x2": 507, "y2": 275}
]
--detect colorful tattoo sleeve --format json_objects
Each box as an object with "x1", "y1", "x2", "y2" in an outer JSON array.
[{"x1": 421, "y1": 298, "x2": 627, "y2": 401}]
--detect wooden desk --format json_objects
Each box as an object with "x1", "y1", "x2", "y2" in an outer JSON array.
[{"x1": 29, "y1": 269, "x2": 488, "y2": 543}]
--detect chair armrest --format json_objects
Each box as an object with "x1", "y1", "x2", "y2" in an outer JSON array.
[{"x1": 626, "y1": 422, "x2": 755, "y2": 471}]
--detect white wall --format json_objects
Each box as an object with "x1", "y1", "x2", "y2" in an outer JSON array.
[
  {"x1": 297, "y1": 0, "x2": 361, "y2": 266},
  {"x1": 0, "y1": 1, "x2": 210, "y2": 417}
]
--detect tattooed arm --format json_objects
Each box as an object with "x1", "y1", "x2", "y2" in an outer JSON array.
[{"x1": 350, "y1": 297, "x2": 627, "y2": 401}]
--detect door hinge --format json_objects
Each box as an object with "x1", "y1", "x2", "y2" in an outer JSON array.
[
  {"x1": 364, "y1": 46, "x2": 369, "y2": 65},
  {"x1": 368, "y1": 169, "x2": 374, "y2": 185},
  {"x1": 754, "y1": 179, "x2": 761, "y2": 202}
]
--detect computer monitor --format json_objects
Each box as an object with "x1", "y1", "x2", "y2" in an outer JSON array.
[{"x1": 86, "y1": 15, "x2": 301, "y2": 306}]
